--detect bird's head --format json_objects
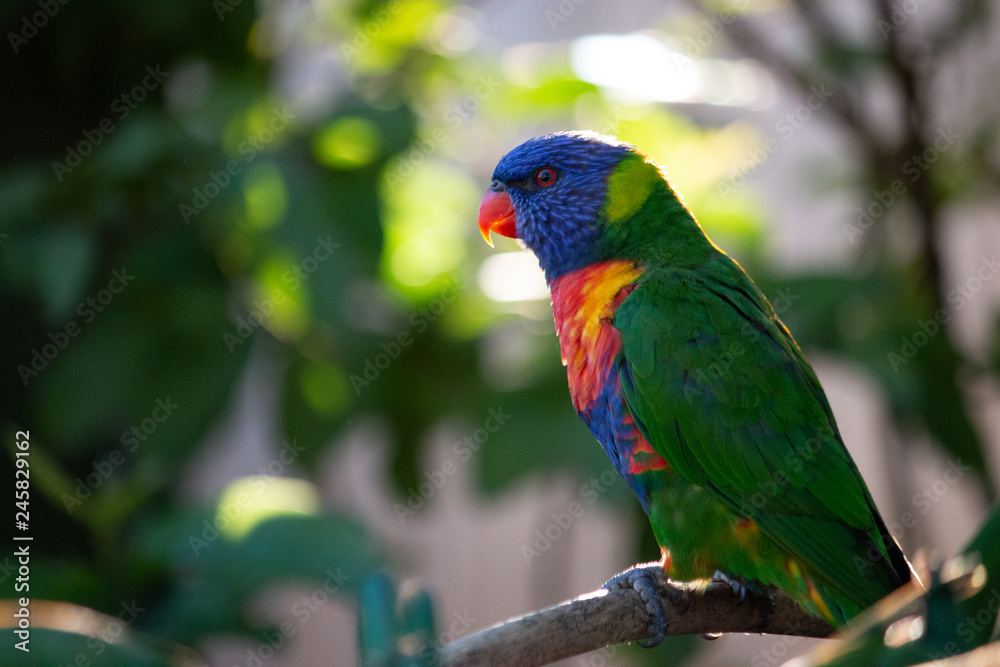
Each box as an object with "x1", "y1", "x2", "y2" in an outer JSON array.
[{"x1": 478, "y1": 132, "x2": 693, "y2": 281}]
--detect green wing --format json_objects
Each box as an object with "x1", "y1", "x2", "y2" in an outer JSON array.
[{"x1": 615, "y1": 257, "x2": 907, "y2": 610}]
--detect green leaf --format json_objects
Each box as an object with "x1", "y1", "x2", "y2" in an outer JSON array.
[
  {"x1": 0, "y1": 627, "x2": 196, "y2": 667},
  {"x1": 138, "y1": 511, "x2": 379, "y2": 643}
]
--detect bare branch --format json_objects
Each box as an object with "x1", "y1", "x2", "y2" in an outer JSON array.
[
  {"x1": 439, "y1": 579, "x2": 834, "y2": 667},
  {"x1": 678, "y1": 0, "x2": 884, "y2": 153},
  {"x1": 790, "y1": 0, "x2": 850, "y2": 58},
  {"x1": 925, "y1": 0, "x2": 991, "y2": 59}
]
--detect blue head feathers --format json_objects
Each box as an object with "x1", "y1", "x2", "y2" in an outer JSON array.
[{"x1": 489, "y1": 132, "x2": 632, "y2": 280}]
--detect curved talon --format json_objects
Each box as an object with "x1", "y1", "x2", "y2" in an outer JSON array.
[
  {"x1": 603, "y1": 564, "x2": 680, "y2": 648},
  {"x1": 710, "y1": 571, "x2": 776, "y2": 629},
  {"x1": 713, "y1": 571, "x2": 749, "y2": 604}
]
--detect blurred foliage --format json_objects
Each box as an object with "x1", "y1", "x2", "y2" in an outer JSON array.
[
  {"x1": 1, "y1": 0, "x2": 998, "y2": 665},
  {"x1": 799, "y1": 502, "x2": 1000, "y2": 666},
  {"x1": 0, "y1": 626, "x2": 195, "y2": 667},
  {"x1": 357, "y1": 573, "x2": 437, "y2": 666}
]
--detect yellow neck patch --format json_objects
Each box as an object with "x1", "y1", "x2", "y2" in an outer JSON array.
[{"x1": 603, "y1": 155, "x2": 660, "y2": 224}]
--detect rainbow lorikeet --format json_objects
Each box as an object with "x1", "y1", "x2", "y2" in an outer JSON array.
[{"x1": 477, "y1": 132, "x2": 912, "y2": 646}]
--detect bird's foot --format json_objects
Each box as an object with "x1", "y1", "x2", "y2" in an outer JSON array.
[
  {"x1": 711, "y1": 571, "x2": 776, "y2": 630},
  {"x1": 603, "y1": 563, "x2": 688, "y2": 648},
  {"x1": 712, "y1": 570, "x2": 750, "y2": 604}
]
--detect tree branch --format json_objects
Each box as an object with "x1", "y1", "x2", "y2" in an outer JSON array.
[
  {"x1": 439, "y1": 579, "x2": 834, "y2": 666},
  {"x1": 679, "y1": 0, "x2": 885, "y2": 154}
]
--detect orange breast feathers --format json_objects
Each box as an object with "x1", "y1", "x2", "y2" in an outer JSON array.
[{"x1": 550, "y1": 261, "x2": 643, "y2": 413}]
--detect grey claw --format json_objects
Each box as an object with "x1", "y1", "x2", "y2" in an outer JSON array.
[
  {"x1": 711, "y1": 571, "x2": 776, "y2": 630},
  {"x1": 713, "y1": 570, "x2": 748, "y2": 604},
  {"x1": 604, "y1": 564, "x2": 686, "y2": 648}
]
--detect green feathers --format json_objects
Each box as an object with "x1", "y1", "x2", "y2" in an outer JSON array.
[
  {"x1": 596, "y1": 147, "x2": 910, "y2": 623},
  {"x1": 482, "y1": 132, "x2": 912, "y2": 627},
  {"x1": 614, "y1": 248, "x2": 909, "y2": 623}
]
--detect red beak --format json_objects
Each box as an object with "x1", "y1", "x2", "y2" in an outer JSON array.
[{"x1": 478, "y1": 189, "x2": 517, "y2": 247}]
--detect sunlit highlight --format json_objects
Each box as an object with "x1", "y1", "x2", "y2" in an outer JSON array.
[
  {"x1": 216, "y1": 476, "x2": 321, "y2": 540},
  {"x1": 571, "y1": 33, "x2": 775, "y2": 108},
  {"x1": 478, "y1": 252, "x2": 549, "y2": 302}
]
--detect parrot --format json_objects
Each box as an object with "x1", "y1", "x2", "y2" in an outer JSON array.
[{"x1": 476, "y1": 132, "x2": 913, "y2": 646}]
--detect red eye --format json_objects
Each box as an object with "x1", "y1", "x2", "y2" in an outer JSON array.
[{"x1": 535, "y1": 168, "x2": 556, "y2": 187}]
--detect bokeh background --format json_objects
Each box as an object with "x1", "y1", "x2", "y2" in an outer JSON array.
[{"x1": 2, "y1": 0, "x2": 1000, "y2": 665}]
